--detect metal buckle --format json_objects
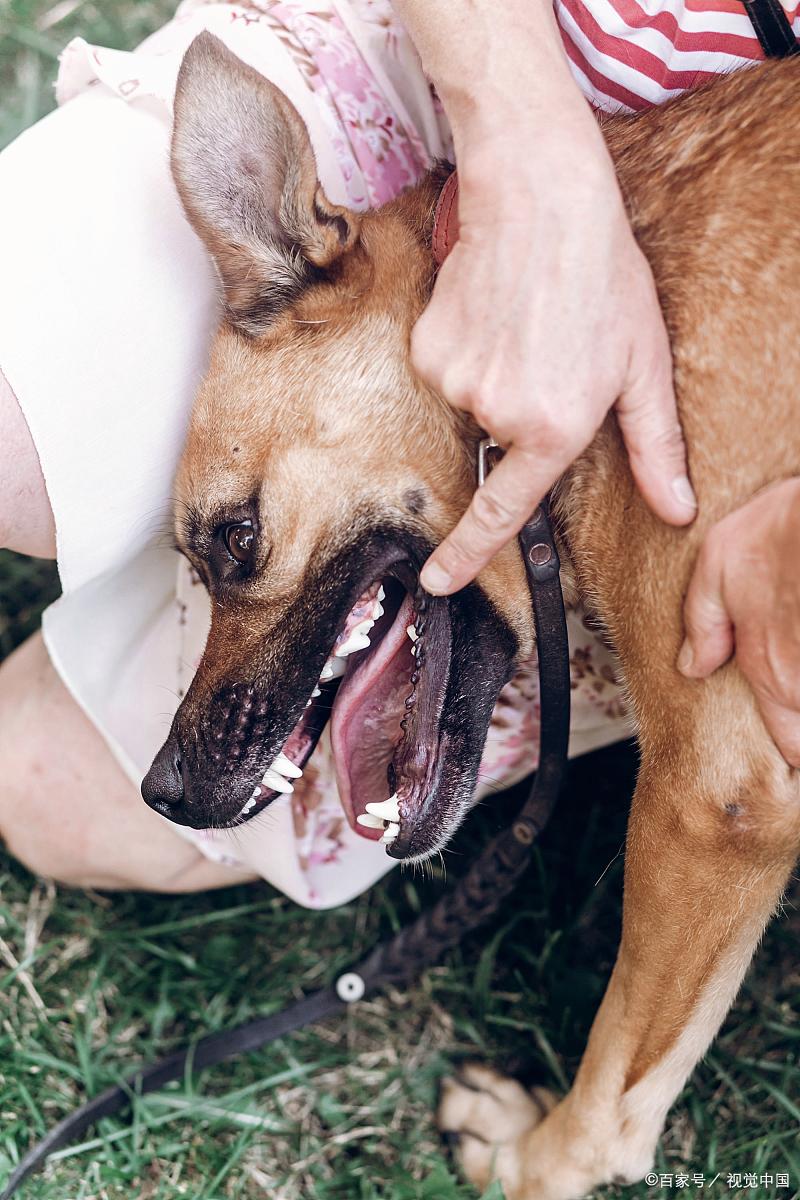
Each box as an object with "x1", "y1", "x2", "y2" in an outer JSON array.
[{"x1": 477, "y1": 437, "x2": 501, "y2": 487}]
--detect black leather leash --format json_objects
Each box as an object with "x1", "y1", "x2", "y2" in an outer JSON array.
[
  {"x1": 1, "y1": 492, "x2": 570, "y2": 1198},
  {"x1": 744, "y1": 0, "x2": 799, "y2": 57}
]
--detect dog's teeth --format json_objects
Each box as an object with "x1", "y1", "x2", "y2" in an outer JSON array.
[
  {"x1": 381, "y1": 822, "x2": 400, "y2": 844},
  {"x1": 312, "y1": 686, "x2": 322, "y2": 697},
  {"x1": 374, "y1": 601, "x2": 384, "y2": 619},
  {"x1": 320, "y1": 656, "x2": 346, "y2": 681},
  {"x1": 241, "y1": 786, "x2": 262, "y2": 815},
  {"x1": 406, "y1": 625, "x2": 418, "y2": 643},
  {"x1": 356, "y1": 813, "x2": 386, "y2": 830},
  {"x1": 377, "y1": 585, "x2": 385, "y2": 602},
  {"x1": 365, "y1": 795, "x2": 400, "y2": 823},
  {"x1": 272, "y1": 752, "x2": 302, "y2": 779},
  {"x1": 336, "y1": 618, "x2": 375, "y2": 659},
  {"x1": 337, "y1": 632, "x2": 371, "y2": 658},
  {"x1": 262, "y1": 768, "x2": 294, "y2": 794}
]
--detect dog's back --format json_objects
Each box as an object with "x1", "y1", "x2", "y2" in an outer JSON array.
[
  {"x1": 562, "y1": 58, "x2": 800, "y2": 687},
  {"x1": 618, "y1": 58, "x2": 799, "y2": 493}
]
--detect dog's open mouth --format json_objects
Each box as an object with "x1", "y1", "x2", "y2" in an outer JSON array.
[{"x1": 237, "y1": 572, "x2": 450, "y2": 857}]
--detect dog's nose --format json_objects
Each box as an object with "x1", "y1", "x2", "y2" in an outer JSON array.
[{"x1": 141, "y1": 737, "x2": 185, "y2": 817}]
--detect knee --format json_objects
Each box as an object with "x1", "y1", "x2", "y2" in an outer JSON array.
[
  {"x1": 716, "y1": 757, "x2": 800, "y2": 863},
  {"x1": 0, "y1": 369, "x2": 56, "y2": 557},
  {"x1": 657, "y1": 745, "x2": 800, "y2": 867}
]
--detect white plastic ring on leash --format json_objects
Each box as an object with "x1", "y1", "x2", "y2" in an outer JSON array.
[{"x1": 336, "y1": 972, "x2": 366, "y2": 1003}]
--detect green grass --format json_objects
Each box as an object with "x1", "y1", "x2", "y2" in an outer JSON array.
[
  {"x1": 0, "y1": 1, "x2": 177, "y2": 149},
  {"x1": 1, "y1": 5, "x2": 799, "y2": 1198}
]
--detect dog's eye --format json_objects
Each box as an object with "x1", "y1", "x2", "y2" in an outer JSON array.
[{"x1": 223, "y1": 521, "x2": 255, "y2": 565}]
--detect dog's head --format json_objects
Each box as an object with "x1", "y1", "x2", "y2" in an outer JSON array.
[{"x1": 141, "y1": 34, "x2": 534, "y2": 860}]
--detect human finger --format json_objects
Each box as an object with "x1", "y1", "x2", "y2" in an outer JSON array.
[{"x1": 420, "y1": 445, "x2": 558, "y2": 594}]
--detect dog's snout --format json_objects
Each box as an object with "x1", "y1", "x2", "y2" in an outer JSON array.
[{"x1": 141, "y1": 737, "x2": 186, "y2": 817}]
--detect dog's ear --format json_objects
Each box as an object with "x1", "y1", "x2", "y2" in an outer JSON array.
[{"x1": 171, "y1": 32, "x2": 361, "y2": 336}]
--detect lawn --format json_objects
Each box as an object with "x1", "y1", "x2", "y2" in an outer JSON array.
[{"x1": 1, "y1": 4, "x2": 799, "y2": 1199}]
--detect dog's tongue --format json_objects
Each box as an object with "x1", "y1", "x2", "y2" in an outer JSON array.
[{"x1": 330, "y1": 593, "x2": 415, "y2": 839}]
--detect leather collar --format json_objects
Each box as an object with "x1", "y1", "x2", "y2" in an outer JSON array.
[{"x1": 432, "y1": 170, "x2": 460, "y2": 266}]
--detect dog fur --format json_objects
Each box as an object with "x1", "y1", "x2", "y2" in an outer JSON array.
[{"x1": 155, "y1": 34, "x2": 800, "y2": 1198}]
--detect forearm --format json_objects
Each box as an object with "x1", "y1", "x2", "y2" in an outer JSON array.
[{"x1": 391, "y1": 0, "x2": 592, "y2": 141}]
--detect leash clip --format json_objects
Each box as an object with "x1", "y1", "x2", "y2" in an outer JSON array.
[{"x1": 477, "y1": 436, "x2": 501, "y2": 487}]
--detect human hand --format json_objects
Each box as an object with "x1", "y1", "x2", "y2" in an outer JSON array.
[
  {"x1": 679, "y1": 478, "x2": 800, "y2": 767},
  {"x1": 416, "y1": 116, "x2": 696, "y2": 597}
]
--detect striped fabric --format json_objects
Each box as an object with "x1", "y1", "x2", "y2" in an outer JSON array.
[{"x1": 555, "y1": 0, "x2": 800, "y2": 110}]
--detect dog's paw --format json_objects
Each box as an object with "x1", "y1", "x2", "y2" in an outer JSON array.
[{"x1": 438, "y1": 1063, "x2": 557, "y2": 1196}]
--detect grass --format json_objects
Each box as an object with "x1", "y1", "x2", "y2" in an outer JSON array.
[
  {"x1": 0, "y1": 1, "x2": 177, "y2": 149},
  {"x1": 1, "y1": 4, "x2": 799, "y2": 1198}
]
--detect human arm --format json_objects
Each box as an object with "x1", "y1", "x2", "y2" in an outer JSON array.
[{"x1": 391, "y1": 0, "x2": 697, "y2": 594}]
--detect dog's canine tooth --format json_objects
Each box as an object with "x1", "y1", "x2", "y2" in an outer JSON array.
[
  {"x1": 262, "y1": 768, "x2": 294, "y2": 794},
  {"x1": 312, "y1": 685, "x2": 322, "y2": 697},
  {"x1": 365, "y1": 794, "x2": 400, "y2": 823},
  {"x1": 320, "y1": 656, "x2": 347, "y2": 681},
  {"x1": 406, "y1": 625, "x2": 418, "y2": 643},
  {"x1": 377, "y1": 585, "x2": 385, "y2": 602},
  {"x1": 357, "y1": 813, "x2": 385, "y2": 830},
  {"x1": 380, "y1": 822, "x2": 400, "y2": 844},
  {"x1": 272, "y1": 751, "x2": 302, "y2": 779}
]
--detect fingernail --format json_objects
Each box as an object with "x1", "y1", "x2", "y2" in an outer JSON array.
[
  {"x1": 672, "y1": 475, "x2": 698, "y2": 510},
  {"x1": 677, "y1": 640, "x2": 694, "y2": 675},
  {"x1": 420, "y1": 562, "x2": 452, "y2": 595}
]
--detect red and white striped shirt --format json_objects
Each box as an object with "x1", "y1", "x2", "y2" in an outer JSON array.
[{"x1": 555, "y1": 0, "x2": 800, "y2": 111}]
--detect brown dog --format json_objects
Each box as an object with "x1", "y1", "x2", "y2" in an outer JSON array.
[{"x1": 142, "y1": 33, "x2": 800, "y2": 1199}]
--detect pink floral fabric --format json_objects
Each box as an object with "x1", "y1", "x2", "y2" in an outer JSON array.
[
  {"x1": 227, "y1": 1, "x2": 430, "y2": 204},
  {"x1": 57, "y1": 0, "x2": 452, "y2": 212}
]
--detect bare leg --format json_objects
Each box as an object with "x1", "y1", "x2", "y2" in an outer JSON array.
[
  {"x1": 0, "y1": 368, "x2": 56, "y2": 558},
  {"x1": 0, "y1": 632, "x2": 256, "y2": 891}
]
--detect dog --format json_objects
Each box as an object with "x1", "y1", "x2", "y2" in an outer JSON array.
[{"x1": 141, "y1": 33, "x2": 800, "y2": 1199}]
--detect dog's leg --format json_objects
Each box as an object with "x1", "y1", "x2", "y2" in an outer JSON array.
[{"x1": 440, "y1": 673, "x2": 800, "y2": 1199}]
